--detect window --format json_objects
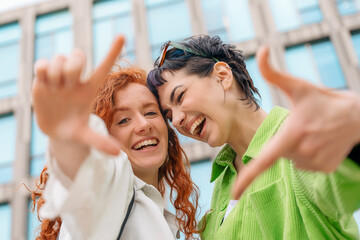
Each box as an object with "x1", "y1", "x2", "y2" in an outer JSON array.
[
  {"x1": 92, "y1": 0, "x2": 135, "y2": 66},
  {"x1": 335, "y1": 0, "x2": 360, "y2": 15},
  {"x1": 245, "y1": 56, "x2": 273, "y2": 113},
  {"x1": 352, "y1": 31, "x2": 360, "y2": 67},
  {"x1": 0, "y1": 203, "x2": 11, "y2": 240},
  {"x1": 146, "y1": 0, "x2": 192, "y2": 59},
  {"x1": 269, "y1": 0, "x2": 322, "y2": 32},
  {"x1": 35, "y1": 10, "x2": 73, "y2": 60},
  {"x1": 201, "y1": 0, "x2": 255, "y2": 42},
  {"x1": 0, "y1": 114, "x2": 16, "y2": 184},
  {"x1": 30, "y1": 114, "x2": 47, "y2": 176},
  {"x1": 166, "y1": 158, "x2": 214, "y2": 219},
  {"x1": 285, "y1": 39, "x2": 347, "y2": 89},
  {"x1": 28, "y1": 199, "x2": 41, "y2": 240},
  {"x1": 0, "y1": 22, "x2": 20, "y2": 99}
]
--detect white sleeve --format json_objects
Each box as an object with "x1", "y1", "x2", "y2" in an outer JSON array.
[{"x1": 39, "y1": 114, "x2": 135, "y2": 240}]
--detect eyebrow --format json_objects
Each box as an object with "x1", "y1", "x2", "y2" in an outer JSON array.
[
  {"x1": 113, "y1": 103, "x2": 158, "y2": 113},
  {"x1": 170, "y1": 85, "x2": 184, "y2": 103}
]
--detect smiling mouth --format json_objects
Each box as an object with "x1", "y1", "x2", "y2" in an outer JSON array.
[
  {"x1": 132, "y1": 139, "x2": 159, "y2": 150},
  {"x1": 190, "y1": 116, "x2": 206, "y2": 136}
]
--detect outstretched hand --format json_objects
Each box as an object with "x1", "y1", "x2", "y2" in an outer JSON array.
[
  {"x1": 33, "y1": 36, "x2": 125, "y2": 156},
  {"x1": 232, "y1": 46, "x2": 360, "y2": 199}
]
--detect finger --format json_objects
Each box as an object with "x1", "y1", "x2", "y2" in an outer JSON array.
[
  {"x1": 256, "y1": 46, "x2": 312, "y2": 99},
  {"x1": 76, "y1": 127, "x2": 122, "y2": 156},
  {"x1": 232, "y1": 123, "x2": 296, "y2": 199},
  {"x1": 34, "y1": 59, "x2": 49, "y2": 84},
  {"x1": 47, "y1": 55, "x2": 66, "y2": 89},
  {"x1": 89, "y1": 36, "x2": 125, "y2": 90},
  {"x1": 63, "y1": 49, "x2": 86, "y2": 88}
]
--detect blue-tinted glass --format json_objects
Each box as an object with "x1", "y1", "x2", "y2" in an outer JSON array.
[
  {"x1": 145, "y1": 0, "x2": 178, "y2": 6},
  {"x1": 35, "y1": 10, "x2": 73, "y2": 61},
  {"x1": 224, "y1": 0, "x2": 255, "y2": 41},
  {"x1": 93, "y1": 0, "x2": 134, "y2": 66},
  {"x1": 311, "y1": 40, "x2": 347, "y2": 89},
  {"x1": 269, "y1": 0, "x2": 321, "y2": 32},
  {"x1": 286, "y1": 41, "x2": 347, "y2": 89},
  {"x1": 28, "y1": 200, "x2": 41, "y2": 240},
  {"x1": 285, "y1": 45, "x2": 320, "y2": 85},
  {"x1": 0, "y1": 114, "x2": 16, "y2": 183},
  {"x1": 35, "y1": 10, "x2": 72, "y2": 35},
  {"x1": 352, "y1": 31, "x2": 360, "y2": 67},
  {"x1": 0, "y1": 22, "x2": 21, "y2": 45},
  {"x1": 269, "y1": 0, "x2": 300, "y2": 31},
  {"x1": 0, "y1": 166, "x2": 13, "y2": 184},
  {"x1": 336, "y1": 0, "x2": 360, "y2": 15},
  {"x1": 354, "y1": 211, "x2": 360, "y2": 234},
  {"x1": 201, "y1": 0, "x2": 225, "y2": 34},
  {"x1": 201, "y1": 0, "x2": 255, "y2": 42},
  {"x1": 0, "y1": 204, "x2": 11, "y2": 240},
  {"x1": 147, "y1": 0, "x2": 192, "y2": 59},
  {"x1": 166, "y1": 159, "x2": 214, "y2": 222},
  {"x1": 54, "y1": 30, "x2": 72, "y2": 56},
  {"x1": 0, "y1": 22, "x2": 20, "y2": 99},
  {"x1": 295, "y1": 0, "x2": 322, "y2": 24},
  {"x1": 190, "y1": 160, "x2": 214, "y2": 219},
  {"x1": 31, "y1": 115, "x2": 47, "y2": 176},
  {"x1": 245, "y1": 57, "x2": 273, "y2": 113}
]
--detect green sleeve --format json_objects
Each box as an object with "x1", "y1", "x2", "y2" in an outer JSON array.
[{"x1": 292, "y1": 159, "x2": 360, "y2": 221}]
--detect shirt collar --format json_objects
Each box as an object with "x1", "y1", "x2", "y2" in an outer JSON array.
[{"x1": 210, "y1": 107, "x2": 289, "y2": 183}]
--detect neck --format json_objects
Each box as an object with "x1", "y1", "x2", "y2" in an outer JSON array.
[
  {"x1": 228, "y1": 105, "x2": 267, "y2": 172},
  {"x1": 134, "y1": 169, "x2": 159, "y2": 189}
]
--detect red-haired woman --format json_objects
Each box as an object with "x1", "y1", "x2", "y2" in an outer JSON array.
[{"x1": 30, "y1": 36, "x2": 199, "y2": 240}]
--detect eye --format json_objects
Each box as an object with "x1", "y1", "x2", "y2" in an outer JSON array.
[
  {"x1": 176, "y1": 91, "x2": 185, "y2": 103},
  {"x1": 145, "y1": 111, "x2": 158, "y2": 116},
  {"x1": 117, "y1": 118, "x2": 129, "y2": 125}
]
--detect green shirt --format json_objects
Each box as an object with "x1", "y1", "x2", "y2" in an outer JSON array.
[{"x1": 201, "y1": 107, "x2": 360, "y2": 240}]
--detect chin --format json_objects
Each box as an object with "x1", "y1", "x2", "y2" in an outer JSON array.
[{"x1": 207, "y1": 136, "x2": 225, "y2": 148}]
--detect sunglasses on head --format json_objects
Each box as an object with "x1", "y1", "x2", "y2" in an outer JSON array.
[{"x1": 157, "y1": 40, "x2": 220, "y2": 67}]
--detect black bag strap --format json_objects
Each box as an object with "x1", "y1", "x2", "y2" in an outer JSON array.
[{"x1": 116, "y1": 188, "x2": 135, "y2": 240}]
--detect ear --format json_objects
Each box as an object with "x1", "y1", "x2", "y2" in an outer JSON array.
[{"x1": 212, "y1": 62, "x2": 233, "y2": 91}]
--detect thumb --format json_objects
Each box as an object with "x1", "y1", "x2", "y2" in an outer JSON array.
[
  {"x1": 76, "y1": 127, "x2": 122, "y2": 156},
  {"x1": 256, "y1": 46, "x2": 306, "y2": 99},
  {"x1": 232, "y1": 121, "x2": 295, "y2": 199}
]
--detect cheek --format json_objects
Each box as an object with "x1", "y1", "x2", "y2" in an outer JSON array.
[{"x1": 109, "y1": 127, "x2": 129, "y2": 145}]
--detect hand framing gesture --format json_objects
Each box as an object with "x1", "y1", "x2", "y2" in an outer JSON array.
[
  {"x1": 32, "y1": 36, "x2": 125, "y2": 157},
  {"x1": 232, "y1": 46, "x2": 360, "y2": 199}
]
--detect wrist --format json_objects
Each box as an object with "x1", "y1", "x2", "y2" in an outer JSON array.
[{"x1": 49, "y1": 138, "x2": 90, "y2": 180}]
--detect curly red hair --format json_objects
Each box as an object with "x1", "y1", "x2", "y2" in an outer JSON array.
[{"x1": 31, "y1": 66, "x2": 200, "y2": 239}]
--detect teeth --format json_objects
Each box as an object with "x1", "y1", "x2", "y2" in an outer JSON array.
[
  {"x1": 133, "y1": 139, "x2": 158, "y2": 150},
  {"x1": 190, "y1": 116, "x2": 205, "y2": 135}
]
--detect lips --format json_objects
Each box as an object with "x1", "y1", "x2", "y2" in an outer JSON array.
[
  {"x1": 189, "y1": 115, "x2": 206, "y2": 136},
  {"x1": 132, "y1": 138, "x2": 159, "y2": 150}
]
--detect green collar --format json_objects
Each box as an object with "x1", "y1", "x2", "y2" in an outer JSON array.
[{"x1": 210, "y1": 107, "x2": 289, "y2": 183}]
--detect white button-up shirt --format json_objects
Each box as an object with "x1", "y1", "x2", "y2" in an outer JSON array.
[{"x1": 40, "y1": 115, "x2": 179, "y2": 240}]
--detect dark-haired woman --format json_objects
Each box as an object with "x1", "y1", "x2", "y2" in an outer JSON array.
[
  {"x1": 147, "y1": 35, "x2": 360, "y2": 239},
  {"x1": 31, "y1": 36, "x2": 199, "y2": 240}
]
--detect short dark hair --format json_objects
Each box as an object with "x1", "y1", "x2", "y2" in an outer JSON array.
[{"x1": 147, "y1": 35, "x2": 261, "y2": 109}]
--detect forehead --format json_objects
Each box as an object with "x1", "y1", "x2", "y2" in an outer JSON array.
[
  {"x1": 158, "y1": 70, "x2": 195, "y2": 105},
  {"x1": 115, "y1": 83, "x2": 158, "y2": 108}
]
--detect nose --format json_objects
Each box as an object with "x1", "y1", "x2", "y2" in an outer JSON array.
[
  {"x1": 135, "y1": 115, "x2": 152, "y2": 135},
  {"x1": 172, "y1": 107, "x2": 185, "y2": 129}
]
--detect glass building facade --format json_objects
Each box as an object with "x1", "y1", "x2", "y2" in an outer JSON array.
[{"x1": 0, "y1": 0, "x2": 359, "y2": 238}]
